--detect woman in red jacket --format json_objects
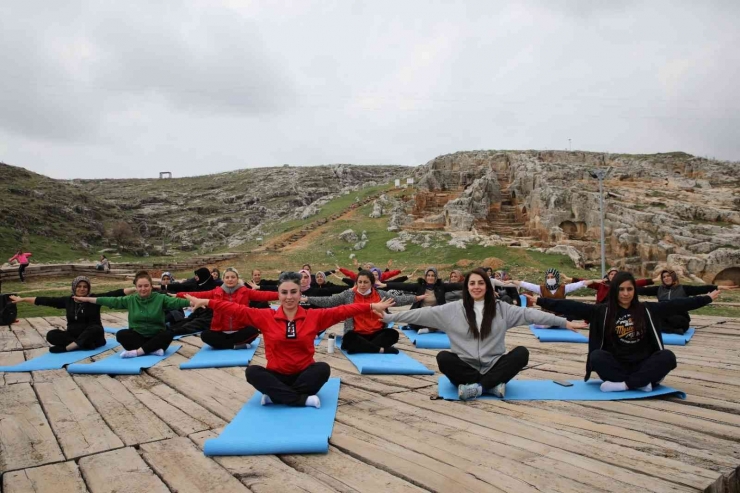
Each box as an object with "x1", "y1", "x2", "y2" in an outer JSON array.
[
  {"x1": 187, "y1": 272, "x2": 394, "y2": 408},
  {"x1": 177, "y1": 268, "x2": 278, "y2": 350}
]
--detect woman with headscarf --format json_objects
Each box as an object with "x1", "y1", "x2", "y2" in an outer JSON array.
[
  {"x1": 335, "y1": 262, "x2": 403, "y2": 283},
  {"x1": 637, "y1": 269, "x2": 735, "y2": 334},
  {"x1": 186, "y1": 272, "x2": 394, "y2": 408},
  {"x1": 379, "y1": 267, "x2": 463, "y2": 334},
  {"x1": 305, "y1": 269, "x2": 421, "y2": 354},
  {"x1": 177, "y1": 267, "x2": 278, "y2": 349},
  {"x1": 512, "y1": 269, "x2": 597, "y2": 312},
  {"x1": 74, "y1": 271, "x2": 190, "y2": 358},
  {"x1": 10, "y1": 276, "x2": 132, "y2": 353},
  {"x1": 165, "y1": 267, "x2": 220, "y2": 335},
  {"x1": 491, "y1": 270, "x2": 520, "y2": 305},
  {"x1": 381, "y1": 268, "x2": 587, "y2": 400},
  {"x1": 532, "y1": 272, "x2": 719, "y2": 392},
  {"x1": 211, "y1": 268, "x2": 224, "y2": 287}
]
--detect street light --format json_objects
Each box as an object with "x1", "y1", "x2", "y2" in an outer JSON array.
[{"x1": 589, "y1": 168, "x2": 611, "y2": 278}]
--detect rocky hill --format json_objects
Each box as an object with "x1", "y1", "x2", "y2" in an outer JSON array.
[
  {"x1": 0, "y1": 163, "x2": 115, "y2": 249},
  {"x1": 396, "y1": 150, "x2": 739, "y2": 284}
]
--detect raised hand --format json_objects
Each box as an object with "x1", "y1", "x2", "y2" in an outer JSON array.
[
  {"x1": 708, "y1": 290, "x2": 720, "y2": 301},
  {"x1": 370, "y1": 298, "x2": 396, "y2": 315},
  {"x1": 386, "y1": 259, "x2": 393, "y2": 268},
  {"x1": 247, "y1": 280, "x2": 260, "y2": 290}
]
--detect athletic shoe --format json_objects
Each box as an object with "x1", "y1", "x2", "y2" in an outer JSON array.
[
  {"x1": 417, "y1": 328, "x2": 430, "y2": 334},
  {"x1": 458, "y1": 383, "x2": 482, "y2": 401},
  {"x1": 490, "y1": 383, "x2": 506, "y2": 398}
]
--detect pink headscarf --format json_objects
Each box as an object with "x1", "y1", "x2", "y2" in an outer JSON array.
[{"x1": 298, "y1": 269, "x2": 312, "y2": 292}]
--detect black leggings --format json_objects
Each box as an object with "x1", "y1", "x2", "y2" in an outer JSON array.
[
  {"x1": 169, "y1": 308, "x2": 213, "y2": 336},
  {"x1": 659, "y1": 314, "x2": 690, "y2": 334},
  {"x1": 46, "y1": 325, "x2": 105, "y2": 350},
  {"x1": 115, "y1": 329, "x2": 173, "y2": 354},
  {"x1": 590, "y1": 349, "x2": 676, "y2": 389},
  {"x1": 18, "y1": 263, "x2": 28, "y2": 282},
  {"x1": 246, "y1": 362, "x2": 330, "y2": 406},
  {"x1": 341, "y1": 329, "x2": 399, "y2": 354},
  {"x1": 201, "y1": 326, "x2": 259, "y2": 349},
  {"x1": 437, "y1": 347, "x2": 529, "y2": 389}
]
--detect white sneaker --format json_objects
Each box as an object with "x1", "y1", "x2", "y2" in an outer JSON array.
[
  {"x1": 260, "y1": 394, "x2": 273, "y2": 406},
  {"x1": 457, "y1": 383, "x2": 482, "y2": 401},
  {"x1": 490, "y1": 383, "x2": 506, "y2": 398},
  {"x1": 417, "y1": 328, "x2": 430, "y2": 335}
]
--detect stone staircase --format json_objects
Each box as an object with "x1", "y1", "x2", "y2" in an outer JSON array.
[{"x1": 476, "y1": 171, "x2": 530, "y2": 238}]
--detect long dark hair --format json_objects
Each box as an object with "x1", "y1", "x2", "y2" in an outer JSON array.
[
  {"x1": 462, "y1": 268, "x2": 497, "y2": 340},
  {"x1": 606, "y1": 272, "x2": 645, "y2": 339}
]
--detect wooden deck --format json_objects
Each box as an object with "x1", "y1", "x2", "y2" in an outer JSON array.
[{"x1": 1, "y1": 312, "x2": 739, "y2": 493}]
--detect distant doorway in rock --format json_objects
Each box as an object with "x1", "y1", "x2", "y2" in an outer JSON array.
[
  {"x1": 559, "y1": 220, "x2": 588, "y2": 239},
  {"x1": 713, "y1": 267, "x2": 740, "y2": 287}
]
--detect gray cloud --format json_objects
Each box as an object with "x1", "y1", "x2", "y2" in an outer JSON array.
[{"x1": 0, "y1": 0, "x2": 738, "y2": 179}]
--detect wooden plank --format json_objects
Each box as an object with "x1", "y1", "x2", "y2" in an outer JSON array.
[
  {"x1": 33, "y1": 370, "x2": 124, "y2": 459},
  {"x1": 147, "y1": 354, "x2": 253, "y2": 420},
  {"x1": 139, "y1": 437, "x2": 251, "y2": 493},
  {"x1": 0, "y1": 383, "x2": 65, "y2": 473},
  {"x1": 3, "y1": 461, "x2": 87, "y2": 493},
  {"x1": 391, "y1": 391, "x2": 719, "y2": 491},
  {"x1": 71, "y1": 374, "x2": 176, "y2": 446},
  {"x1": 0, "y1": 351, "x2": 31, "y2": 386},
  {"x1": 190, "y1": 430, "x2": 337, "y2": 493},
  {"x1": 10, "y1": 319, "x2": 47, "y2": 349},
  {"x1": 24, "y1": 317, "x2": 55, "y2": 339},
  {"x1": 119, "y1": 373, "x2": 226, "y2": 436},
  {"x1": 0, "y1": 329, "x2": 22, "y2": 352},
  {"x1": 78, "y1": 447, "x2": 169, "y2": 493}
]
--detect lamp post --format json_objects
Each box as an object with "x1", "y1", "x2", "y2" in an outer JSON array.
[{"x1": 589, "y1": 168, "x2": 610, "y2": 278}]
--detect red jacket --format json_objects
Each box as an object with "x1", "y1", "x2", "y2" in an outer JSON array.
[
  {"x1": 207, "y1": 300, "x2": 371, "y2": 374},
  {"x1": 588, "y1": 278, "x2": 654, "y2": 304},
  {"x1": 339, "y1": 267, "x2": 401, "y2": 282},
  {"x1": 178, "y1": 285, "x2": 278, "y2": 332},
  {"x1": 350, "y1": 289, "x2": 385, "y2": 335}
]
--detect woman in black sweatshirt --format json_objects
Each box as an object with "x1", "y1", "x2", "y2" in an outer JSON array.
[
  {"x1": 533, "y1": 272, "x2": 719, "y2": 393},
  {"x1": 10, "y1": 276, "x2": 131, "y2": 353}
]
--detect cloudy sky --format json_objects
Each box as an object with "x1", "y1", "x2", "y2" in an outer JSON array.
[{"x1": 1, "y1": 1, "x2": 738, "y2": 179}]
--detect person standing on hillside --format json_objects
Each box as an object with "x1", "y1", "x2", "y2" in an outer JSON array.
[{"x1": 8, "y1": 249, "x2": 32, "y2": 283}]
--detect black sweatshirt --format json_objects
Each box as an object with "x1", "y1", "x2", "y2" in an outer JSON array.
[
  {"x1": 35, "y1": 289, "x2": 126, "y2": 332},
  {"x1": 536, "y1": 296, "x2": 712, "y2": 380}
]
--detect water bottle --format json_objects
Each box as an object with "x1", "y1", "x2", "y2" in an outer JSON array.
[{"x1": 327, "y1": 333, "x2": 335, "y2": 354}]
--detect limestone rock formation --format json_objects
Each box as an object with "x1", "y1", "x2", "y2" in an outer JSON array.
[
  {"x1": 546, "y1": 245, "x2": 586, "y2": 269},
  {"x1": 410, "y1": 150, "x2": 739, "y2": 276},
  {"x1": 339, "y1": 229, "x2": 359, "y2": 243}
]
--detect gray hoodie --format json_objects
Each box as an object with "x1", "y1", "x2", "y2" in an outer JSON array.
[{"x1": 383, "y1": 300, "x2": 567, "y2": 374}]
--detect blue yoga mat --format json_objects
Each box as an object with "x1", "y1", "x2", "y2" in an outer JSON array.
[
  {"x1": 529, "y1": 325, "x2": 588, "y2": 343},
  {"x1": 180, "y1": 339, "x2": 260, "y2": 369},
  {"x1": 314, "y1": 331, "x2": 325, "y2": 346},
  {"x1": 67, "y1": 345, "x2": 182, "y2": 375},
  {"x1": 438, "y1": 376, "x2": 686, "y2": 401},
  {"x1": 204, "y1": 377, "x2": 341, "y2": 456},
  {"x1": 0, "y1": 339, "x2": 121, "y2": 372},
  {"x1": 401, "y1": 328, "x2": 451, "y2": 349},
  {"x1": 662, "y1": 327, "x2": 695, "y2": 346},
  {"x1": 336, "y1": 336, "x2": 434, "y2": 375}
]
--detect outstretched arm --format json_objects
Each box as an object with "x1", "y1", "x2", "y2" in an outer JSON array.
[
  {"x1": 646, "y1": 292, "x2": 717, "y2": 316},
  {"x1": 535, "y1": 297, "x2": 598, "y2": 320},
  {"x1": 305, "y1": 290, "x2": 351, "y2": 308},
  {"x1": 382, "y1": 303, "x2": 455, "y2": 331}
]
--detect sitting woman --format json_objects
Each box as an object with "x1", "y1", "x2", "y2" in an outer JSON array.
[
  {"x1": 533, "y1": 271, "x2": 719, "y2": 392},
  {"x1": 186, "y1": 272, "x2": 393, "y2": 408},
  {"x1": 74, "y1": 271, "x2": 190, "y2": 358},
  {"x1": 305, "y1": 270, "x2": 422, "y2": 354},
  {"x1": 96, "y1": 255, "x2": 111, "y2": 273},
  {"x1": 381, "y1": 268, "x2": 586, "y2": 400},
  {"x1": 512, "y1": 268, "x2": 595, "y2": 303},
  {"x1": 10, "y1": 276, "x2": 132, "y2": 353},
  {"x1": 211, "y1": 268, "x2": 224, "y2": 287},
  {"x1": 637, "y1": 269, "x2": 734, "y2": 334},
  {"x1": 380, "y1": 266, "x2": 463, "y2": 334},
  {"x1": 177, "y1": 267, "x2": 278, "y2": 350}
]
